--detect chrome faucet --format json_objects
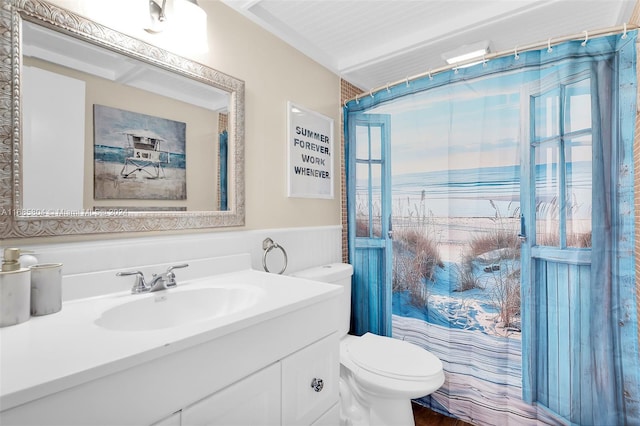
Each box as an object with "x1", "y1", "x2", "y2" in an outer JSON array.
[{"x1": 117, "y1": 264, "x2": 189, "y2": 294}]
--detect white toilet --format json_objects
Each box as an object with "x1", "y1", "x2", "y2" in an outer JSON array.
[{"x1": 292, "y1": 263, "x2": 445, "y2": 426}]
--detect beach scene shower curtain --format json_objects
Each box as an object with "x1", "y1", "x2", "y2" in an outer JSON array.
[{"x1": 345, "y1": 32, "x2": 638, "y2": 425}]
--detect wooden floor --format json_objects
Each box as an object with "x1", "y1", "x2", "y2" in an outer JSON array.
[{"x1": 412, "y1": 403, "x2": 473, "y2": 426}]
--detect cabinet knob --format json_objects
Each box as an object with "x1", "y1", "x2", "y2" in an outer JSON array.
[{"x1": 310, "y1": 378, "x2": 324, "y2": 392}]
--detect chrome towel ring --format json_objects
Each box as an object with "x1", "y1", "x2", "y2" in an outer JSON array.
[{"x1": 262, "y1": 237, "x2": 288, "y2": 274}]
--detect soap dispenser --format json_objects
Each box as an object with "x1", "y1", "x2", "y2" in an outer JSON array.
[{"x1": 0, "y1": 248, "x2": 31, "y2": 327}]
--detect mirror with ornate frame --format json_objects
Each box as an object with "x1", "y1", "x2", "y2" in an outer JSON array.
[{"x1": 0, "y1": 0, "x2": 245, "y2": 238}]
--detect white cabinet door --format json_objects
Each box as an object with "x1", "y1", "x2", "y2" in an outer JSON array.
[
  {"x1": 151, "y1": 411, "x2": 181, "y2": 426},
  {"x1": 311, "y1": 403, "x2": 340, "y2": 426},
  {"x1": 182, "y1": 363, "x2": 281, "y2": 426},
  {"x1": 281, "y1": 333, "x2": 339, "y2": 426}
]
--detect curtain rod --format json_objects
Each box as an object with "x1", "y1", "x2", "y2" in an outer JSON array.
[{"x1": 345, "y1": 23, "x2": 638, "y2": 104}]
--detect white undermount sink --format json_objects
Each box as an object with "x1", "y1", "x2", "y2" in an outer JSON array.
[{"x1": 95, "y1": 284, "x2": 264, "y2": 331}]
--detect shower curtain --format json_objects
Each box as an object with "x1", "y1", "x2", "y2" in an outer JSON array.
[{"x1": 345, "y1": 31, "x2": 638, "y2": 425}]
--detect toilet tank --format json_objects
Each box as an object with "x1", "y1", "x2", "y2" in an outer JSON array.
[{"x1": 291, "y1": 263, "x2": 353, "y2": 337}]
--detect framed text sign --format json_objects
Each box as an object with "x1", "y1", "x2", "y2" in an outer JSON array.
[{"x1": 287, "y1": 102, "x2": 334, "y2": 198}]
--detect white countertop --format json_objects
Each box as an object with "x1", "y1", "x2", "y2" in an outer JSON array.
[{"x1": 0, "y1": 269, "x2": 341, "y2": 411}]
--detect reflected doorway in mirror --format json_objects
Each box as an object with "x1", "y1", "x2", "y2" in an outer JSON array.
[{"x1": 93, "y1": 104, "x2": 187, "y2": 200}]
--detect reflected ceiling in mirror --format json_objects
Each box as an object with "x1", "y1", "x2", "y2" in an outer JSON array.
[{"x1": 0, "y1": 0, "x2": 245, "y2": 238}]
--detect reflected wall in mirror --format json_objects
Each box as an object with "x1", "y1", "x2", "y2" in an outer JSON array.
[{"x1": 0, "y1": 0, "x2": 245, "y2": 238}]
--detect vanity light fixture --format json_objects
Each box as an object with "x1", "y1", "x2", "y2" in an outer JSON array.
[
  {"x1": 441, "y1": 40, "x2": 491, "y2": 67},
  {"x1": 145, "y1": 0, "x2": 208, "y2": 53},
  {"x1": 146, "y1": 0, "x2": 168, "y2": 33},
  {"x1": 146, "y1": 0, "x2": 207, "y2": 35}
]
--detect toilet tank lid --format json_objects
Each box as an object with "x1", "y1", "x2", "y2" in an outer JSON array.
[{"x1": 291, "y1": 263, "x2": 353, "y2": 283}]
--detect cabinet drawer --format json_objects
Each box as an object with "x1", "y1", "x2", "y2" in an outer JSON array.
[{"x1": 281, "y1": 332, "x2": 339, "y2": 426}]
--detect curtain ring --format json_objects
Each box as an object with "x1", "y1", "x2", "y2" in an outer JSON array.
[
  {"x1": 355, "y1": 94, "x2": 359, "y2": 104},
  {"x1": 514, "y1": 46, "x2": 520, "y2": 60},
  {"x1": 386, "y1": 83, "x2": 391, "y2": 93},
  {"x1": 405, "y1": 77, "x2": 410, "y2": 87},
  {"x1": 581, "y1": 30, "x2": 589, "y2": 47},
  {"x1": 428, "y1": 70, "x2": 433, "y2": 80},
  {"x1": 622, "y1": 23, "x2": 628, "y2": 39},
  {"x1": 262, "y1": 237, "x2": 288, "y2": 274},
  {"x1": 369, "y1": 89, "x2": 374, "y2": 98},
  {"x1": 547, "y1": 38, "x2": 553, "y2": 53},
  {"x1": 482, "y1": 54, "x2": 488, "y2": 67}
]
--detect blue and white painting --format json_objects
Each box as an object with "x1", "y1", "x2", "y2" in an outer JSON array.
[
  {"x1": 94, "y1": 104, "x2": 186, "y2": 200},
  {"x1": 352, "y1": 34, "x2": 638, "y2": 425}
]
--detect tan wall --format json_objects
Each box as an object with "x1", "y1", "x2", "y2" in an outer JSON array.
[
  {"x1": 202, "y1": 1, "x2": 341, "y2": 230},
  {"x1": 37, "y1": 0, "x2": 342, "y2": 236}
]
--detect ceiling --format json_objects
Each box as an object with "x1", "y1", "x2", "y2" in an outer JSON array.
[{"x1": 220, "y1": 0, "x2": 636, "y2": 91}]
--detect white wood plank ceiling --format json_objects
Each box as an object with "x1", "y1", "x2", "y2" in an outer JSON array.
[{"x1": 220, "y1": 0, "x2": 636, "y2": 91}]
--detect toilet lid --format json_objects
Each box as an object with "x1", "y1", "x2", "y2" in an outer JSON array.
[{"x1": 346, "y1": 333, "x2": 442, "y2": 380}]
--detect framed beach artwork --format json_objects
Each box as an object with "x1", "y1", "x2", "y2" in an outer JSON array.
[{"x1": 93, "y1": 104, "x2": 186, "y2": 200}]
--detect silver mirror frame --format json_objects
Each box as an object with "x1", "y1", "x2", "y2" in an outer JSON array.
[{"x1": 0, "y1": 0, "x2": 245, "y2": 238}]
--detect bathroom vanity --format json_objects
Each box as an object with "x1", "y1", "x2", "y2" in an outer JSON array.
[{"x1": 0, "y1": 255, "x2": 342, "y2": 425}]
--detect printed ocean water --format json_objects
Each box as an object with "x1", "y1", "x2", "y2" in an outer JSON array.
[{"x1": 94, "y1": 145, "x2": 186, "y2": 169}]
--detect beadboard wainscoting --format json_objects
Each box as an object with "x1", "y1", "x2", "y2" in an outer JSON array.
[{"x1": 18, "y1": 226, "x2": 342, "y2": 301}]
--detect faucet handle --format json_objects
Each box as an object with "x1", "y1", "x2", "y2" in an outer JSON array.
[
  {"x1": 167, "y1": 263, "x2": 189, "y2": 273},
  {"x1": 116, "y1": 270, "x2": 148, "y2": 294},
  {"x1": 164, "y1": 263, "x2": 189, "y2": 287}
]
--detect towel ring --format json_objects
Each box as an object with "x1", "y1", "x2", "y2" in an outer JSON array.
[{"x1": 262, "y1": 237, "x2": 288, "y2": 274}]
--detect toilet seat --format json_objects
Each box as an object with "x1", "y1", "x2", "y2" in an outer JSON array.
[
  {"x1": 341, "y1": 333, "x2": 445, "y2": 398},
  {"x1": 345, "y1": 333, "x2": 442, "y2": 381}
]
